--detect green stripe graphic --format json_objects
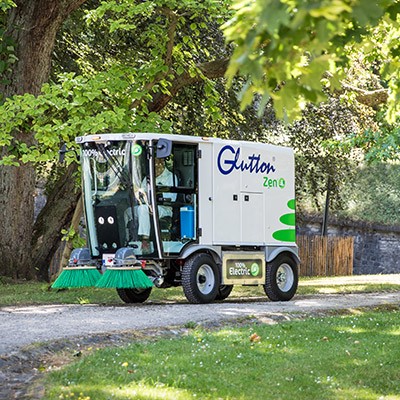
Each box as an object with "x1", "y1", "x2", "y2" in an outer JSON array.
[{"x1": 272, "y1": 199, "x2": 296, "y2": 242}]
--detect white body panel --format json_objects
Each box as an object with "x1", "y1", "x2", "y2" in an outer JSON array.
[
  {"x1": 77, "y1": 133, "x2": 296, "y2": 251},
  {"x1": 200, "y1": 139, "x2": 295, "y2": 247}
]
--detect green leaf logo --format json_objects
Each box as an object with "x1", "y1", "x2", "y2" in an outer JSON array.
[
  {"x1": 250, "y1": 263, "x2": 260, "y2": 276},
  {"x1": 132, "y1": 144, "x2": 143, "y2": 156},
  {"x1": 272, "y1": 199, "x2": 296, "y2": 242}
]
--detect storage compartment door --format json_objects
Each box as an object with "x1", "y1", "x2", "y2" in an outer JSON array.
[
  {"x1": 241, "y1": 192, "x2": 265, "y2": 244},
  {"x1": 212, "y1": 143, "x2": 241, "y2": 244},
  {"x1": 213, "y1": 188, "x2": 241, "y2": 244}
]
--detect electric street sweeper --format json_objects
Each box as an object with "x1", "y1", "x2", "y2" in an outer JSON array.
[{"x1": 52, "y1": 133, "x2": 299, "y2": 304}]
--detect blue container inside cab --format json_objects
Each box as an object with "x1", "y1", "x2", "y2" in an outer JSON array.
[{"x1": 180, "y1": 205, "x2": 195, "y2": 239}]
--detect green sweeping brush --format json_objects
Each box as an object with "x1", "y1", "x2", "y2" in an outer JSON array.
[
  {"x1": 52, "y1": 266, "x2": 102, "y2": 288},
  {"x1": 95, "y1": 266, "x2": 153, "y2": 289}
]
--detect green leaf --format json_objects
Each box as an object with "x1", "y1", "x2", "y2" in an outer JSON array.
[
  {"x1": 309, "y1": 1, "x2": 352, "y2": 21},
  {"x1": 352, "y1": 0, "x2": 384, "y2": 25}
]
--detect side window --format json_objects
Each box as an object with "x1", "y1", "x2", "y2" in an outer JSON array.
[{"x1": 172, "y1": 145, "x2": 196, "y2": 189}]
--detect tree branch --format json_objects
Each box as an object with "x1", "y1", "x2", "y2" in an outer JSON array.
[
  {"x1": 159, "y1": 7, "x2": 178, "y2": 68},
  {"x1": 147, "y1": 58, "x2": 230, "y2": 113},
  {"x1": 61, "y1": 0, "x2": 88, "y2": 17},
  {"x1": 131, "y1": 7, "x2": 179, "y2": 110},
  {"x1": 341, "y1": 82, "x2": 389, "y2": 108}
]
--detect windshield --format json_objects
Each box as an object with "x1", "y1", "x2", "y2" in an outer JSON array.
[{"x1": 81, "y1": 140, "x2": 157, "y2": 258}]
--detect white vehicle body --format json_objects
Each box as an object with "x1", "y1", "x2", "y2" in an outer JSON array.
[{"x1": 73, "y1": 133, "x2": 299, "y2": 303}]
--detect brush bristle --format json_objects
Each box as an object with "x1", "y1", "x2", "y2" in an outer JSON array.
[
  {"x1": 95, "y1": 269, "x2": 153, "y2": 289},
  {"x1": 52, "y1": 268, "x2": 101, "y2": 288}
]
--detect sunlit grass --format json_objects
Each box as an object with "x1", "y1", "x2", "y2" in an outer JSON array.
[
  {"x1": 43, "y1": 309, "x2": 400, "y2": 400},
  {"x1": 57, "y1": 382, "x2": 193, "y2": 400},
  {"x1": 0, "y1": 278, "x2": 399, "y2": 307},
  {"x1": 0, "y1": 282, "x2": 121, "y2": 307},
  {"x1": 298, "y1": 283, "x2": 399, "y2": 295}
]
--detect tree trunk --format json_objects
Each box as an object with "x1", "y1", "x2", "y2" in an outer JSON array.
[
  {"x1": 50, "y1": 195, "x2": 83, "y2": 281},
  {"x1": 0, "y1": 163, "x2": 36, "y2": 279},
  {"x1": 32, "y1": 164, "x2": 80, "y2": 281},
  {"x1": 0, "y1": 0, "x2": 86, "y2": 279},
  {"x1": 1, "y1": 0, "x2": 87, "y2": 98}
]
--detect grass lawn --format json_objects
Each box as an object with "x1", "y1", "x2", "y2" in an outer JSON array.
[
  {"x1": 42, "y1": 307, "x2": 400, "y2": 400},
  {"x1": 2, "y1": 277, "x2": 399, "y2": 398},
  {"x1": 1, "y1": 276, "x2": 399, "y2": 307}
]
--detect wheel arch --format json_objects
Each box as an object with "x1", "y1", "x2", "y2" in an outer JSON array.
[
  {"x1": 180, "y1": 244, "x2": 222, "y2": 267},
  {"x1": 266, "y1": 246, "x2": 300, "y2": 266}
]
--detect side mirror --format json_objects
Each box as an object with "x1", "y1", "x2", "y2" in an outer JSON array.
[
  {"x1": 58, "y1": 143, "x2": 79, "y2": 163},
  {"x1": 156, "y1": 138, "x2": 172, "y2": 158},
  {"x1": 59, "y1": 143, "x2": 67, "y2": 163}
]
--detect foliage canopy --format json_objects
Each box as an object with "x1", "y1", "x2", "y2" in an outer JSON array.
[
  {"x1": 0, "y1": 0, "x2": 232, "y2": 166},
  {"x1": 224, "y1": 0, "x2": 400, "y2": 123}
]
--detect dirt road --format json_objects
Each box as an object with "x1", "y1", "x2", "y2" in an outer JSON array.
[{"x1": 1, "y1": 291, "x2": 400, "y2": 356}]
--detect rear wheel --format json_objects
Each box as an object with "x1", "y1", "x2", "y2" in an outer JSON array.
[
  {"x1": 116, "y1": 287, "x2": 152, "y2": 303},
  {"x1": 182, "y1": 253, "x2": 220, "y2": 304},
  {"x1": 264, "y1": 255, "x2": 298, "y2": 301},
  {"x1": 215, "y1": 285, "x2": 233, "y2": 300}
]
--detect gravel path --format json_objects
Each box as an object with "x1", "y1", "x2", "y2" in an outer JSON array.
[
  {"x1": 2, "y1": 291, "x2": 400, "y2": 356},
  {"x1": 1, "y1": 288, "x2": 400, "y2": 399}
]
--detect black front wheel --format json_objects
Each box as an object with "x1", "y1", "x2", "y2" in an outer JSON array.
[
  {"x1": 116, "y1": 287, "x2": 152, "y2": 303},
  {"x1": 264, "y1": 255, "x2": 298, "y2": 301},
  {"x1": 182, "y1": 253, "x2": 220, "y2": 304}
]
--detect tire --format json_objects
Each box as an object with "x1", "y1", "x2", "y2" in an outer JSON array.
[
  {"x1": 182, "y1": 253, "x2": 220, "y2": 304},
  {"x1": 116, "y1": 287, "x2": 152, "y2": 303},
  {"x1": 264, "y1": 254, "x2": 298, "y2": 301},
  {"x1": 215, "y1": 285, "x2": 233, "y2": 301}
]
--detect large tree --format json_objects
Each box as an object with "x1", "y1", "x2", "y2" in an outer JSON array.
[
  {"x1": 0, "y1": 0, "x2": 86, "y2": 279},
  {"x1": 0, "y1": 0, "x2": 233, "y2": 280}
]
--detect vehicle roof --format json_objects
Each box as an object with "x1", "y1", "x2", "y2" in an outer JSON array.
[{"x1": 75, "y1": 132, "x2": 292, "y2": 152}]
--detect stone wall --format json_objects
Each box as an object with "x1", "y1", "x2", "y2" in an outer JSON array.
[{"x1": 298, "y1": 214, "x2": 400, "y2": 275}]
